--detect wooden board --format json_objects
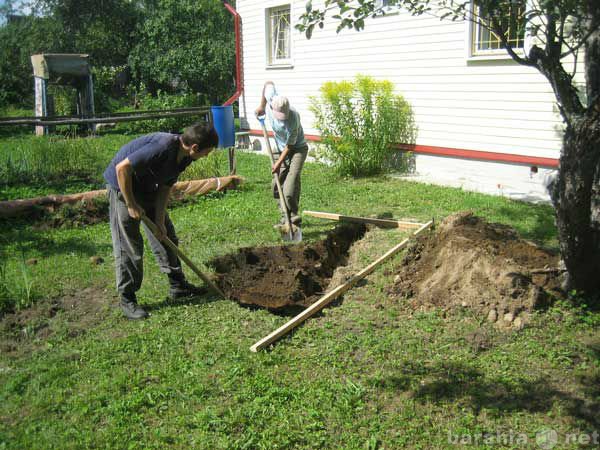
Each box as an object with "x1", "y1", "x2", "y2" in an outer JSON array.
[{"x1": 303, "y1": 210, "x2": 424, "y2": 231}]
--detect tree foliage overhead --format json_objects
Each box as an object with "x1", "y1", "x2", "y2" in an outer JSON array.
[
  {"x1": 0, "y1": 0, "x2": 235, "y2": 107},
  {"x1": 0, "y1": 14, "x2": 63, "y2": 106},
  {"x1": 31, "y1": 0, "x2": 139, "y2": 66},
  {"x1": 128, "y1": 0, "x2": 234, "y2": 103},
  {"x1": 298, "y1": 0, "x2": 600, "y2": 298}
]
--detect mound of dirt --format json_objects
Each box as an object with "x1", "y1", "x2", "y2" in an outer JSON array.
[
  {"x1": 390, "y1": 212, "x2": 562, "y2": 328},
  {"x1": 209, "y1": 223, "x2": 367, "y2": 311}
]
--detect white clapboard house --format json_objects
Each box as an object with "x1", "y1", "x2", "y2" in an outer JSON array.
[{"x1": 235, "y1": 0, "x2": 583, "y2": 202}]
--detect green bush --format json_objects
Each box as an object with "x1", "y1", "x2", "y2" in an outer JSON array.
[
  {"x1": 48, "y1": 85, "x2": 78, "y2": 116},
  {"x1": 310, "y1": 75, "x2": 418, "y2": 177},
  {"x1": 115, "y1": 87, "x2": 205, "y2": 135},
  {"x1": 92, "y1": 65, "x2": 130, "y2": 113}
]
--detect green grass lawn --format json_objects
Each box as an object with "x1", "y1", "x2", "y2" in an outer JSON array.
[{"x1": 0, "y1": 134, "x2": 598, "y2": 449}]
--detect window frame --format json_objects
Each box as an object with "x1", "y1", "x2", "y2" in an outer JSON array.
[
  {"x1": 265, "y1": 4, "x2": 293, "y2": 69},
  {"x1": 374, "y1": 0, "x2": 399, "y2": 16},
  {"x1": 466, "y1": 0, "x2": 528, "y2": 61}
]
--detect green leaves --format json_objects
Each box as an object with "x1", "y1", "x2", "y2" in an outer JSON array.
[
  {"x1": 128, "y1": 0, "x2": 234, "y2": 103},
  {"x1": 310, "y1": 76, "x2": 417, "y2": 177}
]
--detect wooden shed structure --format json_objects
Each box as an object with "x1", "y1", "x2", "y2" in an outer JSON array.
[{"x1": 31, "y1": 53, "x2": 95, "y2": 135}]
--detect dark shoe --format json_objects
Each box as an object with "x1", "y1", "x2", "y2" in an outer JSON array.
[
  {"x1": 168, "y1": 280, "x2": 208, "y2": 300},
  {"x1": 120, "y1": 297, "x2": 149, "y2": 320}
]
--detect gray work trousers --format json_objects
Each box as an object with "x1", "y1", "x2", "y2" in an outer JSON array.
[
  {"x1": 272, "y1": 144, "x2": 308, "y2": 219},
  {"x1": 108, "y1": 186, "x2": 184, "y2": 299}
]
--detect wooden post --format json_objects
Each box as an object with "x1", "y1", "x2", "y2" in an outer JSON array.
[
  {"x1": 228, "y1": 147, "x2": 236, "y2": 175},
  {"x1": 34, "y1": 77, "x2": 48, "y2": 136},
  {"x1": 303, "y1": 210, "x2": 423, "y2": 231},
  {"x1": 83, "y1": 74, "x2": 96, "y2": 133},
  {"x1": 250, "y1": 220, "x2": 434, "y2": 352}
]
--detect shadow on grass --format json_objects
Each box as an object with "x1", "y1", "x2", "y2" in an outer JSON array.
[
  {"x1": 0, "y1": 227, "x2": 112, "y2": 259},
  {"x1": 377, "y1": 355, "x2": 600, "y2": 431},
  {"x1": 498, "y1": 202, "x2": 557, "y2": 245},
  {"x1": 144, "y1": 293, "x2": 220, "y2": 312}
]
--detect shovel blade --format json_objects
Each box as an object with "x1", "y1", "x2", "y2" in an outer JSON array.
[{"x1": 280, "y1": 224, "x2": 302, "y2": 242}]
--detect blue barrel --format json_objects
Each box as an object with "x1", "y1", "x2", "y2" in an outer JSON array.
[{"x1": 211, "y1": 105, "x2": 235, "y2": 148}]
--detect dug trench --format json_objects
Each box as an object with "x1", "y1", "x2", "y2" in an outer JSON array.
[{"x1": 208, "y1": 222, "x2": 367, "y2": 313}]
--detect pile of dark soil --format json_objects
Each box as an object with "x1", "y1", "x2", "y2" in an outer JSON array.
[
  {"x1": 389, "y1": 212, "x2": 562, "y2": 328},
  {"x1": 209, "y1": 223, "x2": 367, "y2": 311}
]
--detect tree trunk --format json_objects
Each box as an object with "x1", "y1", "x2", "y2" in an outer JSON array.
[
  {"x1": 549, "y1": 3, "x2": 600, "y2": 298},
  {"x1": 551, "y1": 113, "x2": 600, "y2": 295}
]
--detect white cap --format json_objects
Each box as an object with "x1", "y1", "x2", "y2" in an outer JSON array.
[{"x1": 271, "y1": 95, "x2": 290, "y2": 121}]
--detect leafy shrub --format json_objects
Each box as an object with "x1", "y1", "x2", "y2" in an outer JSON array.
[
  {"x1": 115, "y1": 87, "x2": 205, "y2": 135},
  {"x1": 92, "y1": 65, "x2": 130, "y2": 113},
  {"x1": 48, "y1": 85, "x2": 78, "y2": 116},
  {"x1": 310, "y1": 75, "x2": 418, "y2": 177}
]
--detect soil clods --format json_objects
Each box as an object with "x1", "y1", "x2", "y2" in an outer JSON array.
[{"x1": 209, "y1": 223, "x2": 366, "y2": 310}]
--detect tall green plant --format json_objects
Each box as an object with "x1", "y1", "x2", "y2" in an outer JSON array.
[
  {"x1": 310, "y1": 75, "x2": 417, "y2": 177},
  {"x1": 0, "y1": 249, "x2": 36, "y2": 314},
  {"x1": 0, "y1": 136, "x2": 112, "y2": 186}
]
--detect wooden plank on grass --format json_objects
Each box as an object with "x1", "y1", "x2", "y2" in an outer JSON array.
[
  {"x1": 250, "y1": 220, "x2": 434, "y2": 352},
  {"x1": 303, "y1": 210, "x2": 423, "y2": 230}
]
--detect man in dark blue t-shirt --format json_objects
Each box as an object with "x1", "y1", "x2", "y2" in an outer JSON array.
[{"x1": 104, "y1": 122, "x2": 219, "y2": 320}]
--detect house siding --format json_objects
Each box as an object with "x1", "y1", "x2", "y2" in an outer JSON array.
[{"x1": 235, "y1": 0, "x2": 584, "y2": 202}]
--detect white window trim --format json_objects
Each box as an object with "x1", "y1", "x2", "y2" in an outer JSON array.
[
  {"x1": 265, "y1": 4, "x2": 294, "y2": 69},
  {"x1": 465, "y1": 0, "x2": 529, "y2": 62}
]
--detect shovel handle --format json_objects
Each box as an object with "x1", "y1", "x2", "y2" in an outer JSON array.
[
  {"x1": 140, "y1": 215, "x2": 226, "y2": 299},
  {"x1": 258, "y1": 117, "x2": 295, "y2": 241}
]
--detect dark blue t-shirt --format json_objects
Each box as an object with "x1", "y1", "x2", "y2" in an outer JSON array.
[{"x1": 103, "y1": 133, "x2": 192, "y2": 193}]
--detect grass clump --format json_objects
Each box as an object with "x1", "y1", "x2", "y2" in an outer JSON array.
[
  {"x1": 0, "y1": 251, "x2": 37, "y2": 314},
  {"x1": 0, "y1": 135, "x2": 115, "y2": 187}
]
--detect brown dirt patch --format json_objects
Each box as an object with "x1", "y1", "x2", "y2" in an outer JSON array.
[
  {"x1": 209, "y1": 223, "x2": 367, "y2": 311},
  {"x1": 0, "y1": 286, "x2": 112, "y2": 356},
  {"x1": 389, "y1": 211, "x2": 562, "y2": 328}
]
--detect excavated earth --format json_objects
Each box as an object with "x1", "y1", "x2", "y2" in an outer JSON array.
[
  {"x1": 389, "y1": 211, "x2": 563, "y2": 328},
  {"x1": 209, "y1": 223, "x2": 367, "y2": 311}
]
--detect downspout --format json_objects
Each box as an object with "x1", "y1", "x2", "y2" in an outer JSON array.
[{"x1": 223, "y1": 1, "x2": 243, "y2": 106}]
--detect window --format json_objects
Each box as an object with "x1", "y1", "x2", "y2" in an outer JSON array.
[
  {"x1": 266, "y1": 5, "x2": 292, "y2": 67},
  {"x1": 471, "y1": 0, "x2": 525, "y2": 56},
  {"x1": 375, "y1": 0, "x2": 398, "y2": 15}
]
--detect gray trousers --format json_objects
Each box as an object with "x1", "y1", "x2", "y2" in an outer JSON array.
[
  {"x1": 108, "y1": 186, "x2": 184, "y2": 299},
  {"x1": 272, "y1": 144, "x2": 308, "y2": 219}
]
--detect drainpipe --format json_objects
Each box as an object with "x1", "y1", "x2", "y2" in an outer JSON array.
[{"x1": 223, "y1": 1, "x2": 243, "y2": 106}]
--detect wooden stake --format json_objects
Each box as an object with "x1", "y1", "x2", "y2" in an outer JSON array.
[
  {"x1": 303, "y1": 210, "x2": 423, "y2": 231},
  {"x1": 250, "y1": 220, "x2": 434, "y2": 352},
  {"x1": 141, "y1": 215, "x2": 227, "y2": 299}
]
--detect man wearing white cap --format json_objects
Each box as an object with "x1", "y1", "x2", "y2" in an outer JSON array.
[{"x1": 255, "y1": 81, "x2": 308, "y2": 228}]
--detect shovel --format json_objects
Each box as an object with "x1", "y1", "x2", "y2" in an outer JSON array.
[{"x1": 258, "y1": 116, "x2": 302, "y2": 242}]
